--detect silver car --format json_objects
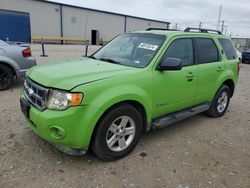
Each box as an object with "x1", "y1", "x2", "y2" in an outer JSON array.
[{"x1": 0, "y1": 40, "x2": 36, "y2": 90}]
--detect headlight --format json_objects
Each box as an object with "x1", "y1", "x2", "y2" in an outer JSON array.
[{"x1": 47, "y1": 90, "x2": 83, "y2": 110}]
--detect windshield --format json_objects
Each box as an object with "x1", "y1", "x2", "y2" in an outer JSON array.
[{"x1": 92, "y1": 33, "x2": 166, "y2": 68}]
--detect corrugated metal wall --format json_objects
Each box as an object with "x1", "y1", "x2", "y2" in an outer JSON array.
[
  {"x1": 0, "y1": 0, "x2": 170, "y2": 43},
  {"x1": 126, "y1": 17, "x2": 168, "y2": 32},
  {"x1": 85, "y1": 10, "x2": 124, "y2": 41},
  {"x1": 62, "y1": 6, "x2": 124, "y2": 41}
]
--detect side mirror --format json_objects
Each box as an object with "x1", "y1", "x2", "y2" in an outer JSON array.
[{"x1": 157, "y1": 57, "x2": 182, "y2": 71}]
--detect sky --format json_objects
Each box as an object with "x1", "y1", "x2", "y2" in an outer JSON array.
[{"x1": 47, "y1": 0, "x2": 250, "y2": 38}]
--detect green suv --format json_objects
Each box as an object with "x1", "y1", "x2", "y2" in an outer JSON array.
[{"x1": 20, "y1": 28, "x2": 239, "y2": 161}]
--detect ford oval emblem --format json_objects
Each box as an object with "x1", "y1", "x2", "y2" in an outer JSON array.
[{"x1": 27, "y1": 87, "x2": 34, "y2": 95}]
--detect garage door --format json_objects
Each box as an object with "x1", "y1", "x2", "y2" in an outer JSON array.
[{"x1": 0, "y1": 9, "x2": 31, "y2": 43}]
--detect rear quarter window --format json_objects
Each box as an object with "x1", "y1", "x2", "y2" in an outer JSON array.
[{"x1": 218, "y1": 38, "x2": 237, "y2": 60}]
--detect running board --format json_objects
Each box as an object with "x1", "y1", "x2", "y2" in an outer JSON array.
[{"x1": 152, "y1": 103, "x2": 210, "y2": 129}]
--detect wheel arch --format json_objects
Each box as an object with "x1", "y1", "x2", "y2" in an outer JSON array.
[
  {"x1": 222, "y1": 79, "x2": 235, "y2": 97},
  {"x1": 0, "y1": 61, "x2": 17, "y2": 77},
  {"x1": 89, "y1": 100, "x2": 148, "y2": 148}
]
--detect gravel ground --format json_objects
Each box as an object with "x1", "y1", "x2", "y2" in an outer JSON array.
[{"x1": 0, "y1": 44, "x2": 249, "y2": 188}]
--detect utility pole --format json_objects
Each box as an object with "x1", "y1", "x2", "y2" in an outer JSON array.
[
  {"x1": 221, "y1": 20, "x2": 225, "y2": 33},
  {"x1": 224, "y1": 26, "x2": 228, "y2": 36},
  {"x1": 175, "y1": 23, "x2": 178, "y2": 30},
  {"x1": 199, "y1": 22, "x2": 202, "y2": 29},
  {"x1": 217, "y1": 5, "x2": 222, "y2": 30}
]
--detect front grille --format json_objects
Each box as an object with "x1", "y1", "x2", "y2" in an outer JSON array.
[{"x1": 24, "y1": 77, "x2": 50, "y2": 111}]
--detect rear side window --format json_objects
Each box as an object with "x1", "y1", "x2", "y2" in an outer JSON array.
[
  {"x1": 163, "y1": 39, "x2": 193, "y2": 66},
  {"x1": 195, "y1": 38, "x2": 220, "y2": 64},
  {"x1": 219, "y1": 38, "x2": 236, "y2": 60}
]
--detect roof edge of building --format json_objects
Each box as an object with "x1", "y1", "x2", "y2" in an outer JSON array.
[{"x1": 41, "y1": 0, "x2": 170, "y2": 25}]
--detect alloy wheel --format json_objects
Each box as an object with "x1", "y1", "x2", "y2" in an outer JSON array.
[{"x1": 106, "y1": 116, "x2": 136, "y2": 152}]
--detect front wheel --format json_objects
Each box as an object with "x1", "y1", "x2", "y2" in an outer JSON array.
[
  {"x1": 206, "y1": 85, "x2": 230, "y2": 118},
  {"x1": 92, "y1": 104, "x2": 143, "y2": 161}
]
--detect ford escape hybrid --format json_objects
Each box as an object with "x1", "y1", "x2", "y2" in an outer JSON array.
[{"x1": 20, "y1": 28, "x2": 239, "y2": 161}]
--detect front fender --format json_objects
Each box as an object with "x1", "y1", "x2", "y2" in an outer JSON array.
[
  {"x1": 72, "y1": 83, "x2": 153, "y2": 149},
  {"x1": 90, "y1": 84, "x2": 152, "y2": 122}
]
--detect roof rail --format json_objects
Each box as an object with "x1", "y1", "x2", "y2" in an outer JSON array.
[
  {"x1": 146, "y1": 28, "x2": 179, "y2": 31},
  {"x1": 184, "y1": 27, "x2": 222, "y2": 35}
]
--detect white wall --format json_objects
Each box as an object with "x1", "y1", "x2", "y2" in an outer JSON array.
[
  {"x1": 126, "y1": 17, "x2": 169, "y2": 32},
  {"x1": 0, "y1": 0, "x2": 170, "y2": 43},
  {"x1": 85, "y1": 10, "x2": 124, "y2": 41},
  {"x1": 62, "y1": 6, "x2": 124, "y2": 42},
  {"x1": 62, "y1": 6, "x2": 87, "y2": 38}
]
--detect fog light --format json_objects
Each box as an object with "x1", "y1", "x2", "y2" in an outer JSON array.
[{"x1": 48, "y1": 126, "x2": 66, "y2": 140}]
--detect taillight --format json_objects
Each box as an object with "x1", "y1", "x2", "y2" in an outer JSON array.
[
  {"x1": 22, "y1": 48, "x2": 31, "y2": 57},
  {"x1": 237, "y1": 62, "x2": 240, "y2": 76}
]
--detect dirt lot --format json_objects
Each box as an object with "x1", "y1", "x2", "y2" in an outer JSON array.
[{"x1": 0, "y1": 44, "x2": 250, "y2": 188}]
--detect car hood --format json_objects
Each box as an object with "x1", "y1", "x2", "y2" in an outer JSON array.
[{"x1": 27, "y1": 58, "x2": 134, "y2": 90}]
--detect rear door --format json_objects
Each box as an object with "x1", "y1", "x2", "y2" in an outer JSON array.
[{"x1": 193, "y1": 38, "x2": 224, "y2": 105}]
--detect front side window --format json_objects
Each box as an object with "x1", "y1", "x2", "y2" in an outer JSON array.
[
  {"x1": 219, "y1": 38, "x2": 236, "y2": 60},
  {"x1": 92, "y1": 33, "x2": 166, "y2": 68},
  {"x1": 195, "y1": 38, "x2": 220, "y2": 64},
  {"x1": 162, "y1": 38, "x2": 193, "y2": 66}
]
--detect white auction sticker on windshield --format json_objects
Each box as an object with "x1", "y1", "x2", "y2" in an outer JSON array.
[{"x1": 138, "y1": 43, "x2": 158, "y2": 51}]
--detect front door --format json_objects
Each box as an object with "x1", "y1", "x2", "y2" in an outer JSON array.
[{"x1": 153, "y1": 38, "x2": 198, "y2": 118}]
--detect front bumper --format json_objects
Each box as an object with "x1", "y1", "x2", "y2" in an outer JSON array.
[{"x1": 20, "y1": 94, "x2": 99, "y2": 152}]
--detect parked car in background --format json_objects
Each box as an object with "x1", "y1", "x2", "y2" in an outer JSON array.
[
  {"x1": 242, "y1": 49, "x2": 250, "y2": 63},
  {"x1": 0, "y1": 39, "x2": 36, "y2": 90}
]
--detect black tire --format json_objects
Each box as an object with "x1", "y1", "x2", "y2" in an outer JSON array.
[
  {"x1": 92, "y1": 104, "x2": 143, "y2": 161},
  {"x1": 0, "y1": 64, "x2": 14, "y2": 91},
  {"x1": 242, "y1": 59, "x2": 245, "y2": 63},
  {"x1": 206, "y1": 85, "x2": 230, "y2": 118}
]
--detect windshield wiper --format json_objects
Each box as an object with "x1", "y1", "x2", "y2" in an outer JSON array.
[
  {"x1": 100, "y1": 58, "x2": 121, "y2": 64},
  {"x1": 88, "y1": 56, "x2": 96, "y2": 59}
]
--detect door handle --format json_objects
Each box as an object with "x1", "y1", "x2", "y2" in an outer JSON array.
[
  {"x1": 216, "y1": 66, "x2": 223, "y2": 72},
  {"x1": 186, "y1": 72, "x2": 195, "y2": 81},
  {"x1": 186, "y1": 72, "x2": 195, "y2": 78}
]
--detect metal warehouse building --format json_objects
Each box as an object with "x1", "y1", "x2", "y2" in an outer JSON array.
[{"x1": 0, "y1": 0, "x2": 170, "y2": 44}]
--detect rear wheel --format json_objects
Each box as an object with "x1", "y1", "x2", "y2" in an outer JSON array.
[
  {"x1": 206, "y1": 85, "x2": 230, "y2": 117},
  {"x1": 0, "y1": 64, "x2": 14, "y2": 91},
  {"x1": 242, "y1": 59, "x2": 245, "y2": 63},
  {"x1": 92, "y1": 104, "x2": 143, "y2": 161}
]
